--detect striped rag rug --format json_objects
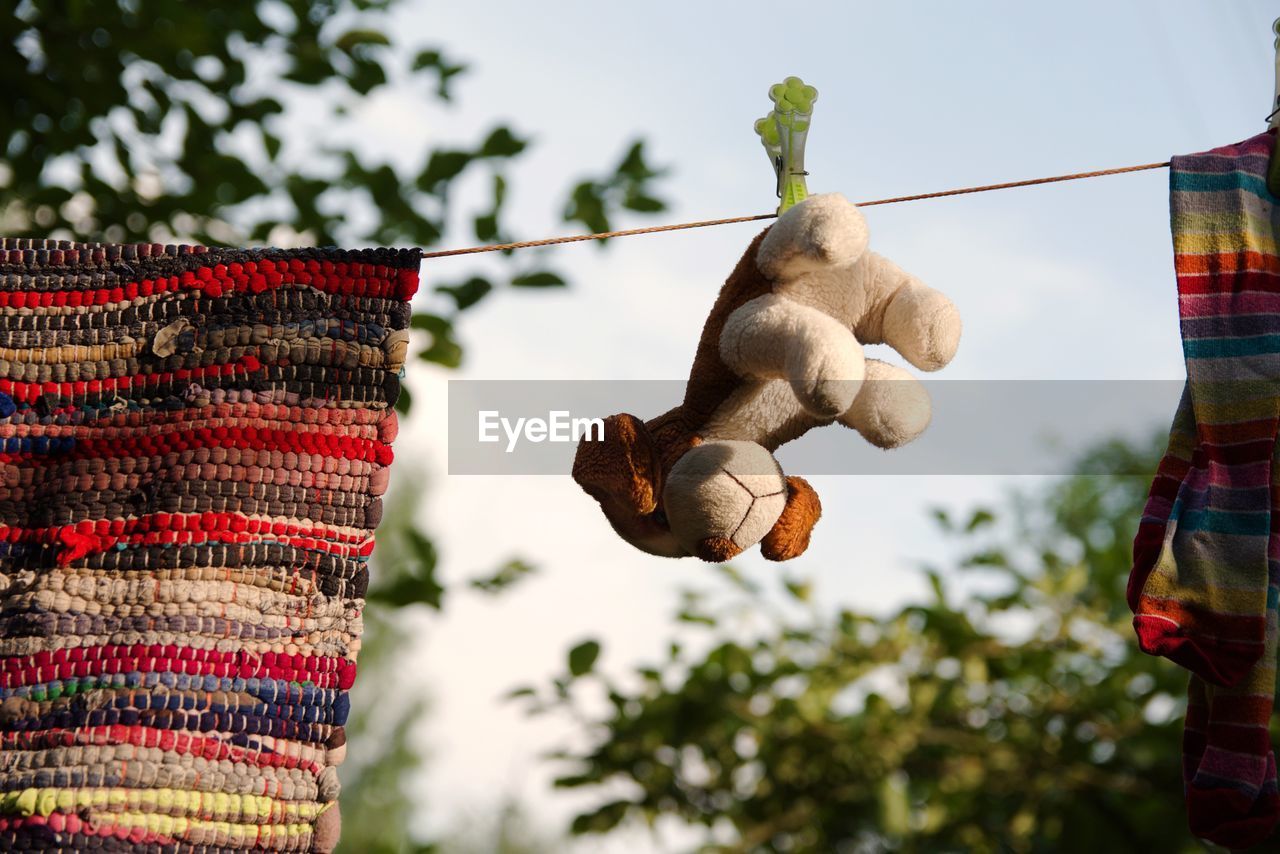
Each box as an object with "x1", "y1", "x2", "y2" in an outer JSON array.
[
  {"x1": 0, "y1": 239, "x2": 420, "y2": 851},
  {"x1": 1129, "y1": 129, "x2": 1280, "y2": 848}
]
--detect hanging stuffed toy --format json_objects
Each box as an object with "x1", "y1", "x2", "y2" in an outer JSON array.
[
  {"x1": 572, "y1": 191, "x2": 961, "y2": 562},
  {"x1": 573, "y1": 78, "x2": 961, "y2": 562}
]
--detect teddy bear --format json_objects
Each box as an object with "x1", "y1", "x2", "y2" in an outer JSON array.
[{"x1": 572, "y1": 192, "x2": 961, "y2": 562}]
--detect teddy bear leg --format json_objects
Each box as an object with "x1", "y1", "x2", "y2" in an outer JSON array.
[
  {"x1": 861, "y1": 254, "x2": 961, "y2": 372},
  {"x1": 760, "y1": 476, "x2": 823, "y2": 561},
  {"x1": 721, "y1": 293, "x2": 866, "y2": 419},
  {"x1": 839, "y1": 359, "x2": 932, "y2": 449}
]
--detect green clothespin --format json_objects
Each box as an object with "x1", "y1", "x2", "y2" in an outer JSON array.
[
  {"x1": 754, "y1": 76, "x2": 818, "y2": 214},
  {"x1": 1268, "y1": 18, "x2": 1280, "y2": 198}
]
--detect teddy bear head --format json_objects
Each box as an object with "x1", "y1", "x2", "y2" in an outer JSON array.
[{"x1": 573, "y1": 418, "x2": 791, "y2": 561}]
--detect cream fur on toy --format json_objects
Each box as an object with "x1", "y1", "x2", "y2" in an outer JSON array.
[{"x1": 573, "y1": 193, "x2": 961, "y2": 562}]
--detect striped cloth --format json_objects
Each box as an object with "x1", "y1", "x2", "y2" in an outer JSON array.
[
  {"x1": 1129, "y1": 130, "x2": 1280, "y2": 848},
  {"x1": 0, "y1": 240, "x2": 419, "y2": 851}
]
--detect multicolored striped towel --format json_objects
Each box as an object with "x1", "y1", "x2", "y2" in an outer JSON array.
[{"x1": 1129, "y1": 130, "x2": 1280, "y2": 848}]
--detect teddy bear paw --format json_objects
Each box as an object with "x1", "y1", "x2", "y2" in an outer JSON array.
[
  {"x1": 793, "y1": 376, "x2": 860, "y2": 419},
  {"x1": 885, "y1": 287, "x2": 962, "y2": 372}
]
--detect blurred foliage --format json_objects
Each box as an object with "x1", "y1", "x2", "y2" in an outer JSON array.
[
  {"x1": 516, "y1": 436, "x2": 1244, "y2": 852},
  {"x1": 339, "y1": 484, "x2": 434, "y2": 853},
  {"x1": 3, "y1": 0, "x2": 668, "y2": 385},
  {"x1": 433, "y1": 800, "x2": 562, "y2": 854},
  {"x1": 564, "y1": 140, "x2": 667, "y2": 239},
  {"x1": 343, "y1": 473, "x2": 545, "y2": 853}
]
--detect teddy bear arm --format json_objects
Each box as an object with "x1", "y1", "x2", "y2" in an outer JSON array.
[
  {"x1": 721, "y1": 293, "x2": 867, "y2": 419},
  {"x1": 855, "y1": 253, "x2": 961, "y2": 372}
]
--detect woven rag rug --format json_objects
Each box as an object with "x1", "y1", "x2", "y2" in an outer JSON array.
[{"x1": 0, "y1": 239, "x2": 420, "y2": 851}]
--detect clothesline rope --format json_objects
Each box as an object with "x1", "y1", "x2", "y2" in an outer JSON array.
[{"x1": 420, "y1": 160, "x2": 1171, "y2": 260}]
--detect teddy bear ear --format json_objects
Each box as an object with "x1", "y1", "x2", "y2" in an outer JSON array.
[{"x1": 571, "y1": 413, "x2": 661, "y2": 515}]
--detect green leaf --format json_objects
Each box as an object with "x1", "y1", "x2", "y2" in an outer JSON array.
[
  {"x1": 563, "y1": 181, "x2": 610, "y2": 235},
  {"x1": 347, "y1": 57, "x2": 389, "y2": 94},
  {"x1": 553, "y1": 770, "x2": 603, "y2": 789},
  {"x1": 966, "y1": 508, "x2": 996, "y2": 531},
  {"x1": 472, "y1": 173, "x2": 507, "y2": 242},
  {"x1": 394, "y1": 382, "x2": 412, "y2": 415},
  {"x1": 284, "y1": 43, "x2": 335, "y2": 85},
  {"x1": 615, "y1": 140, "x2": 662, "y2": 182},
  {"x1": 262, "y1": 131, "x2": 282, "y2": 161},
  {"x1": 783, "y1": 577, "x2": 812, "y2": 602},
  {"x1": 436, "y1": 277, "x2": 492, "y2": 311},
  {"x1": 511, "y1": 271, "x2": 565, "y2": 288},
  {"x1": 334, "y1": 29, "x2": 391, "y2": 52},
  {"x1": 569, "y1": 800, "x2": 630, "y2": 835},
  {"x1": 411, "y1": 49, "x2": 450, "y2": 71},
  {"x1": 411, "y1": 312, "x2": 449, "y2": 332},
  {"x1": 926, "y1": 569, "x2": 946, "y2": 603},
  {"x1": 479, "y1": 126, "x2": 527, "y2": 159},
  {"x1": 964, "y1": 549, "x2": 1010, "y2": 568},
  {"x1": 405, "y1": 528, "x2": 437, "y2": 572},
  {"x1": 417, "y1": 149, "x2": 474, "y2": 195},
  {"x1": 236, "y1": 97, "x2": 284, "y2": 123},
  {"x1": 411, "y1": 49, "x2": 467, "y2": 100},
  {"x1": 470, "y1": 559, "x2": 537, "y2": 594},
  {"x1": 411, "y1": 312, "x2": 464, "y2": 368},
  {"x1": 568, "y1": 639, "x2": 601, "y2": 677},
  {"x1": 420, "y1": 338, "x2": 462, "y2": 369},
  {"x1": 622, "y1": 191, "x2": 665, "y2": 213},
  {"x1": 473, "y1": 213, "x2": 499, "y2": 242},
  {"x1": 368, "y1": 528, "x2": 443, "y2": 610}
]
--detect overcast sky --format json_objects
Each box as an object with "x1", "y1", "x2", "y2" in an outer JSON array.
[{"x1": 342, "y1": 2, "x2": 1280, "y2": 848}]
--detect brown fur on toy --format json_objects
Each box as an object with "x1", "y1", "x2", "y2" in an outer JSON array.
[{"x1": 573, "y1": 193, "x2": 960, "y2": 562}]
